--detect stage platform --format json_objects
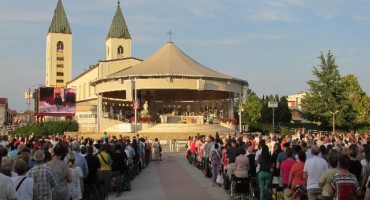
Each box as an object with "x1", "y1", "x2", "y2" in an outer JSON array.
[
  {"x1": 66, "y1": 123, "x2": 236, "y2": 141},
  {"x1": 139, "y1": 123, "x2": 235, "y2": 133}
]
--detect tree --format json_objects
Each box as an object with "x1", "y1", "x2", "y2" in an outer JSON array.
[
  {"x1": 276, "y1": 96, "x2": 292, "y2": 123},
  {"x1": 258, "y1": 94, "x2": 291, "y2": 124},
  {"x1": 341, "y1": 74, "x2": 370, "y2": 124},
  {"x1": 259, "y1": 95, "x2": 274, "y2": 124},
  {"x1": 242, "y1": 92, "x2": 263, "y2": 127},
  {"x1": 302, "y1": 51, "x2": 357, "y2": 129}
]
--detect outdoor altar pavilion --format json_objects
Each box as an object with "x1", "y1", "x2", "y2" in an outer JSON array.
[{"x1": 91, "y1": 42, "x2": 248, "y2": 133}]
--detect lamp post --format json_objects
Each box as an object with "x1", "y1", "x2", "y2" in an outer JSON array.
[
  {"x1": 268, "y1": 98, "x2": 278, "y2": 134},
  {"x1": 330, "y1": 110, "x2": 339, "y2": 134}
]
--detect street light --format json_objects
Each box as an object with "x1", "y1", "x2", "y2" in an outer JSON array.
[
  {"x1": 330, "y1": 110, "x2": 339, "y2": 134},
  {"x1": 268, "y1": 98, "x2": 278, "y2": 134}
]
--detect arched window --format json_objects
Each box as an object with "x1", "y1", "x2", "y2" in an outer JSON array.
[
  {"x1": 57, "y1": 41, "x2": 64, "y2": 52},
  {"x1": 117, "y1": 46, "x2": 124, "y2": 56}
]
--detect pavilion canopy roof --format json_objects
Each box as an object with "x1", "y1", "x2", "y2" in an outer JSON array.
[{"x1": 108, "y1": 42, "x2": 247, "y2": 85}]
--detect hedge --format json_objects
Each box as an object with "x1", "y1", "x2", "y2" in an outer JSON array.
[{"x1": 12, "y1": 120, "x2": 79, "y2": 138}]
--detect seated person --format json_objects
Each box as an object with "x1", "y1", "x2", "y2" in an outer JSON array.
[{"x1": 234, "y1": 148, "x2": 249, "y2": 178}]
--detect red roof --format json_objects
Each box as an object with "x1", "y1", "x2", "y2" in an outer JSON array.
[
  {"x1": 0, "y1": 98, "x2": 8, "y2": 104},
  {"x1": 9, "y1": 110, "x2": 17, "y2": 115}
]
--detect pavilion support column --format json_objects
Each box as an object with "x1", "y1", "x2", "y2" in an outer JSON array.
[
  {"x1": 96, "y1": 93, "x2": 102, "y2": 133},
  {"x1": 229, "y1": 92, "x2": 234, "y2": 118}
]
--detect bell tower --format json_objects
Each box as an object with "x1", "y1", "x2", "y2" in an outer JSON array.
[
  {"x1": 105, "y1": 1, "x2": 132, "y2": 60},
  {"x1": 45, "y1": 0, "x2": 72, "y2": 87}
]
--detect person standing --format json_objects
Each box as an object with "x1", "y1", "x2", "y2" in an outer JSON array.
[
  {"x1": 84, "y1": 146, "x2": 101, "y2": 186},
  {"x1": 46, "y1": 143, "x2": 72, "y2": 200},
  {"x1": 0, "y1": 149, "x2": 17, "y2": 200},
  {"x1": 67, "y1": 153, "x2": 83, "y2": 200},
  {"x1": 348, "y1": 145, "x2": 362, "y2": 183},
  {"x1": 26, "y1": 150, "x2": 58, "y2": 200},
  {"x1": 66, "y1": 141, "x2": 89, "y2": 179},
  {"x1": 328, "y1": 155, "x2": 360, "y2": 200},
  {"x1": 11, "y1": 159, "x2": 38, "y2": 200},
  {"x1": 153, "y1": 138, "x2": 161, "y2": 164},
  {"x1": 304, "y1": 145, "x2": 328, "y2": 200},
  {"x1": 246, "y1": 146, "x2": 256, "y2": 178},
  {"x1": 319, "y1": 153, "x2": 339, "y2": 200},
  {"x1": 226, "y1": 139, "x2": 240, "y2": 178},
  {"x1": 258, "y1": 144, "x2": 272, "y2": 200},
  {"x1": 210, "y1": 143, "x2": 221, "y2": 186},
  {"x1": 97, "y1": 144, "x2": 112, "y2": 193},
  {"x1": 280, "y1": 147, "x2": 296, "y2": 189},
  {"x1": 289, "y1": 151, "x2": 307, "y2": 200}
]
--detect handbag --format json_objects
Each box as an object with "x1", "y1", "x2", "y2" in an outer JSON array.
[
  {"x1": 272, "y1": 176, "x2": 279, "y2": 184},
  {"x1": 216, "y1": 173, "x2": 224, "y2": 184},
  {"x1": 284, "y1": 188, "x2": 293, "y2": 200}
]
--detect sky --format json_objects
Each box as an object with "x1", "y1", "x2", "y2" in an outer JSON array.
[{"x1": 1, "y1": 0, "x2": 370, "y2": 111}]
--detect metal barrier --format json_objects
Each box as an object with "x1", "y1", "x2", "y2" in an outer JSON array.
[{"x1": 175, "y1": 140, "x2": 188, "y2": 152}]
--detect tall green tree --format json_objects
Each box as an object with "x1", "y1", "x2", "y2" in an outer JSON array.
[
  {"x1": 258, "y1": 94, "x2": 291, "y2": 124},
  {"x1": 276, "y1": 96, "x2": 292, "y2": 123},
  {"x1": 341, "y1": 74, "x2": 370, "y2": 124},
  {"x1": 260, "y1": 95, "x2": 274, "y2": 124},
  {"x1": 242, "y1": 92, "x2": 263, "y2": 127},
  {"x1": 302, "y1": 51, "x2": 357, "y2": 128}
]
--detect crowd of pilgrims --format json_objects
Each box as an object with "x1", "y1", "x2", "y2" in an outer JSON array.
[
  {"x1": 0, "y1": 133, "x2": 161, "y2": 200},
  {"x1": 186, "y1": 131, "x2": 370, "y2": 200}
]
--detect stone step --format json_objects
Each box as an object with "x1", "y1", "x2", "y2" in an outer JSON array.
[{"x1": 139, "y1": 123, "x2": 235, "y2": 133}]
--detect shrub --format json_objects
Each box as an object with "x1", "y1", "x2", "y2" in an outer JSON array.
[{"x1": 12, "y1": 120, "x2": 79, "y2": 138}]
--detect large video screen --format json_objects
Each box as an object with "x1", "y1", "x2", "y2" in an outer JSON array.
[{"x1": 38, "y1": 87, "x2": 76, "y2": 115}]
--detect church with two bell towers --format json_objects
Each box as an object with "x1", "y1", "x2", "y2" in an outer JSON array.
[
  {"x1": 45, "y1": 0, "x2": 248, "y2": 133},
  {"x1": 46, "y1": 0, "x2": 141, "y2": 131}
]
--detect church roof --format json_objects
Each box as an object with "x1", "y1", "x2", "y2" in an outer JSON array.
[
  {"x1": 106, "y1": 3, "x2": 131, "y2": 39},
  {"x1": 48, "y1": 0, "x2": 71, "y2": 34},
  {"x1": 109, "y1": 42, "x2": 247, "y2": 84}
]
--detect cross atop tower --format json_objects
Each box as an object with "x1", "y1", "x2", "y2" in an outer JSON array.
[
  {"x1": 167, "y1": 30, "x2": 174, "y2": 42},
  {"x1": 118, "y1": 0, "x2": 120, "y2": 5}
]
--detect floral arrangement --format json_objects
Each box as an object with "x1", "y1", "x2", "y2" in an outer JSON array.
[
  {"x1": 220, "y1": 117, "x2": 238, "y2": 125},
  {"x1": 130, "y1": 115, "x2": 156, "y2": 124},
  {"x1": 140, "y1": 115, "x2": 156, "y2": 123}
]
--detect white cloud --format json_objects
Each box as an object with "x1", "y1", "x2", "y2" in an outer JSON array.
[
  {"x1": 186, "y1": 6, "x2": 216, "y2": 19},
  {"x1": 247, "y1": 9, "x2": 299, "y2": 22},
  {"x1": 0, "y1": 11, "x2": 50, "y2": 22},
  {"x1": 182, "y1": 33, "x2": 283, "y2": 47},
  {"x1": 351, "y1": 13, "x2": 370, "y2": 22}
]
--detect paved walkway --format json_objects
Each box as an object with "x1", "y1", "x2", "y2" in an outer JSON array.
[{"x1": 110, "y1": 152, "x2": 229, "y2": 200}]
